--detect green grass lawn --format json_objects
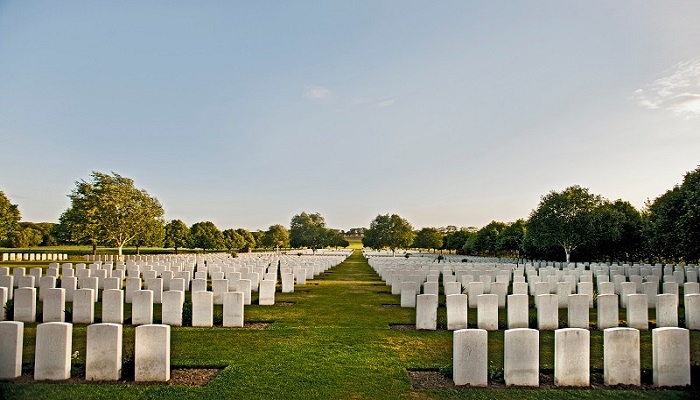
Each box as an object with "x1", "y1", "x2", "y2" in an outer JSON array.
[{"x1": 0, "y1": 251, "x2": 698, "y2": 399}]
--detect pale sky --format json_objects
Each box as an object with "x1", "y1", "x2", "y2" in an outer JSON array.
[{"x1": 1, "y1": 1, "x2": 699, "y2": 232}]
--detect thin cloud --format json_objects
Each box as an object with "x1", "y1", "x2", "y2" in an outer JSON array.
[
  {"x1": 634, "y1": 58, "x2": 700, "y2": 118},
  {"x1": 376, "y1": 98, "x2": 395, "y2": 108},
  {"x1": 304, "y1": 85, "x2": 331, "y2": 100}
]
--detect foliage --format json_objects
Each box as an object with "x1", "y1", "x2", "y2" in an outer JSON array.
[
  {"x1": 592, "y1": 200, "x2": 644, "y2": 262},
  {"x1": 8, "y1": 225, "x2": 43, "y2": 247},
  {"x1": 290, "y1": 212, "x2": 328, "y2": 252},
  {"x1": 497, "y1": 219, "x2": 527, "y2": 257},
  {"x1": 164, "y1": 219, "x2": 190, "y2": 254},
  {"x1": 469, "y1": 221, "x2": 507, "y2": 256},
  {"x1": 325, "y1": 229, "x2": 349, "y2": 248},
  {"x1": 55, "y1": 171, "x2": 164, "y2": 258},
  {"x1": 412, "y1": 227, "x2": 443, "y2": 251},
  {"x1": 189, "y1": 221, "x2": 224, "y2": 252},
  {"x1": 132, "y1": 218, "x2": 165, "y2": 254},
  {"x1": 261, "y1": 224, "x2": 290, "y2": 249},
  {"x1": 236, "y1": 228, "x2": 257, "y2": 249},
  {"x1": 526, "y1": 185, "x2": 603, "y2": 263},
  {"x1": 644, "y1": 166, "x2": 700, "y2": 263},
  {"x1": 222, "y1": 228, "x2": 245, "y2": 252},
  {"x1": 362, "y1": 214, "x2": 415, "y2": 254},
  {"x1": 443, "y1": 228, "x2": 474, "y2": 253},
  {"x1": 0, "y1": 190, "x2": 20, "y2": 246}
]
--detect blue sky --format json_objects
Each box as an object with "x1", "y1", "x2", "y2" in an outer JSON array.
[{"x1": 1, "y1": 1, "x2": 699, "y2": 231}]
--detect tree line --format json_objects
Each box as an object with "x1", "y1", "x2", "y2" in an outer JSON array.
[{"x1": 1, "y1": 167, "x2": 699, "y2": 263}]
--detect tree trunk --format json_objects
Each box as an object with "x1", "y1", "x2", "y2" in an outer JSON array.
[
  {"x1": 118, "y1": 244, "x2": 124, "y2": 261},
  {"x1": 92, "y1": 243, "x2": 97, "y2": 257},
  {"x1": 136, "y1": 245, "x2": 141, "y2": 255},
  {"x1": 175, "y1": 247, "x2": 179, "y2": 255}
]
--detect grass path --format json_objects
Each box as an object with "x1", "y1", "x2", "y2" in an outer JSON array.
[{"x1": 0, "y1": 251, "x2": 696, "y2": 399}]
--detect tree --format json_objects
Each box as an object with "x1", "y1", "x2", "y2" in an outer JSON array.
[
  {"x1": 236, "y1": 228, "x2": 257, "y2": 250},
  {"x1": 497, "y1": 219, "x2": 526, "y2": 258},
  {"x1": 325, "y1": 229, "x2": 349, "y2": 248},
  {"x1": 222, "y1": 229, "x2": 245, "y2": 252},
  {"x1": 252, "y1": 230, "x2": 265, "y2": 249},
  {"x1": 290, "y1": 212, "x2": 328, "y2": 253},
  {"x1": 190, "y1": 221, "x2": 223, "y2": 253},
  {"x1": 133, "y1": 219, "x2": 165, "y2": 255},
  {"x1": 262, "y1": 224, "x2": 290, "y2": 249},
  {"x1": 444, "y1": 228, "x2": 474, "y2": 254},
  {"x1": 471, "y1": 221, "x2": 507, "y2": 256},
  {"x1": 412, "y1": 227, "x2": 444, "y2": 252},
  {"x1": 362, "y1": 214, "x2": 415, "y2": 255},
  {"x1": 9, "y1": 225, "x2": 43, "y2": 248},
  {"x1": 0, "y1": 190, "x2": 20, "y2": 246},
  {"x1": 57, "y1": 172, "x2": 164, "y2": 259},
  {"x1": 526, "y1": 185, "x2": 603, "y2": 263},
  {"x1": 592, "y1": 200, "x2": 643, "y2": 262},
  {"x1": 164, "y1": 219, "x2": 190, "y2": 254}
]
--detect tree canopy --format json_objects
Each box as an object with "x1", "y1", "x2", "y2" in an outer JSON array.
[
  {"x1": 164, "y1": 219, "x2": 190, "y2": 254},
  {"x1": 190, "y1": 221, "x2": 223, "y2": 253},
  {"x1": 290, "y1": 212, "x2": 328, "y2": 252},
  {"x1": 222, "y1": 228, "x2": 245, "y2": 252},
  {"x1": 262, "y1": 224, "x2": 290, "y2": 249},
  {"x1": 362, "y1": 214, "x2": 415, "y2": 255},
  {"x1": 56, "y1": 171, "x2": 164, "y2": 258},
  {"x1": 526, "y1": 185, "x2": 603, "y2": 263},
  {"x1": 0, "y1": 190, "x2": 20, "y2": 246},
  {"x1": 412, "y1": 227, "x2": 443, "y2": 252}
]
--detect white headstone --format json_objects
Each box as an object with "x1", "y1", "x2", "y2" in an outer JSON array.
[
  {"x1": 476, "y1": 294, "x2": 498, "y2": 331},
  {"x1": 504, "y1": 328, "x2": 539, "y2": 387},
  {"x1": 13, "y1": 287, "x2": 36, "y2": 323},
  {"x1": 537, "y1": 294, "x2": 558, "y2": 330},
  {"x1": 102, "y1": 289, "x2": 124, "y2": 324},
  {"x1": 223, "y1": 291, "x2": 244, "y2": 328},
  {"x1": 453, "y1": 329, "x2": 488, "y2": 386},
  {"x1": 507, "y1": 294, "x2": 529, "y2": 329},
  {"x1": 86, "y1": 323, "x2": 122, "y2": 381},
  {"x1": 135, "y1": 324, "x2": 170, "y2": 382},
  {"x1": 652, "y1": 327, "x2": 691, "y2": 387},
  {"x1": 603, "y1": 328, "x2": 640, "y2": 386},
  {"x1": 416, "y1": 294, "x2": 438, "y2": 330},
  {"x1": 554, "y1": 328, "x2": 590, "y2": 386},
  {"x1": 42, "y1": 288, "x2": 65, "y2": 323},
  {"x1": 161, "y1": 290, "x2": 184, "y2": 326},
  {"x1": 0, "y1": 321, "x2": 23, "y2": 379},
  {"x1": 132, "y1": 290, "x2": 154, "y2": 326},
  {"x1": 192, "y1": 291, "x2": 213, "y2": 327},
  {"x1": 34, "y1": 322, "x2": 72, "y2": 380},
  {"x1": 446, "y1": 294, "x2": 468, "y2": 330},
  {"x1": 597, "y1": 294, "x2": 618, "y2": 330}
]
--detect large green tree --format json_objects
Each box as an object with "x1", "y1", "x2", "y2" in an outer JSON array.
[
  {"x1": 190, "y1": 221, "x2": 224, "y2": 253},
  {"x1": 262, "y1": 224, "x2": 290, "y2": 249},
  {"x1": 444, "y1": 228, "x2": 474, "y2": 254},
  {"x1": 57, "y1": 172, "x2": 164, "y2": 259},
  {"x1": 362, "y1": 214, "x2": 415, "y2": 255},
  {"x1": 236, "y1": 228, "x2": 257, "y2": 250},
  {"x1": 222, "y1": 228, "x2": 245, "y2": 252},
  {"x1": 526, "y1": 185, "x2": 603, "y2": 263},
  {"x1": 412, "y1": 227, "x2": 444, "y2": 252},
  {"x1": 290, "y1": 212, "x2": 328, "y2": 253},
  {"x1": 0, "y1": 190, "x2": 20, "y2": 246},
  {"x1": 471, "y1": 221, "x2": 507, "y2": 256},
  {"x1": 592, "y1": 200, "x2": 643, "y2": 262},
  {"x1": 133, "y1": 219, "x2": 165, "y2": 255},
  {"x1": 497, "y1": 219, "x2": 526, "y2": 258},
  {"x1": 164, "y1": 219, "x2": 190, "y2": 254}
]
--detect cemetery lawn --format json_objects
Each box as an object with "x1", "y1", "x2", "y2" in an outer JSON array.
[{"x1": 1, "y1": 251, "x2": 698, "y2": 399}]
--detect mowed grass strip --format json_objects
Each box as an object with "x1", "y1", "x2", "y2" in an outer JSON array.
[{"x1": 0, "y1": 250, "x2": 698, "y2": 399}]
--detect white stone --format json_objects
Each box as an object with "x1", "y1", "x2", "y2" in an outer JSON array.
[
  {"x1": 567, "y1": 294, "x2": 589, "y2": 329},
  {"x1": 42, "y1": 288, "x2": 65, "y2": 323},
  {"x1": 490, "y1": 282, "x2": 508, "y2": 308},
  {"x1": 685, "y1": 294, "x2": 700, "y2": 330},
  {"x1": 597, "y1": 294, "x2": 618, "y2": 330},
  {"x1": 212, "y1": 279, "x2": 228, "y2": 305},
  {"x1": 145, "y1": 278, "x2": 163, "y2": 304},
  {"x1": 13, "y1": 287, "x2": 36, "y2": 323},
  {"x1": 0, "y1": 276, "x2": 13, "y2": 301},
  {"x1": 537, "y1": 294, "x2": 558, "y2": 330},
  {"x1": 192, "y1": 291, "x2": 213, "y2": 327},
  {"x1": 135, "y1": 324, "x2": 170, "y2": 382},
  {"x1": 603, "y1": 328, "x2": 640, "y2": 386},
  {"x1": 125, "y1": 277, "x2": 141, "y2": 303},
  {"x1": 444, "y1": 281, "x2": 461, "y2": 296},
  {"x1": 132, "y1": 290, "x2": 154, "y2": 326},
  {"x1": 400, "y1": 282, "x2": 417, "y2": 308},
  {"x1": 61, "y1": 276, "x2": 77, "y2": 302},
  {"x1": 102, "y1": 289, "x2": 124, "y2": 324},
  {"x1": 507, "y1": 294, "x2": 529, "y2": 329},
  {"x1": 656, "y1": 294, "x2": 678, "y2": 327},
  {"x1": 161, "y1": 290, "x2": 184, "y2": 326},
  {"x1": 239, "y1": 279, "x2": 252, "y2": 305},
  {"x1": 281, "y1": 273, "x2": 294, "y2": 293},
  {"x1": 0, "y1": 321, "x2": 23, "y2": 379},
  {"x1": 0, "y1": 287, "x2": 6, "y2": 321},
  {"x1": 169, "y1": 278, "x2": 185, "y2": 292},
  {"x1": 626, "y1": 294, "x2": 648, "y2": 330},
  {"x1": 72, "y1": 288, "x2": 95, "y2": 324},
  {"x1": 191, "y1": 278, "x2": 207, "y2": 293},
  {"x1": 446, "y1": 294, "x2": 468, "y2": 330},
  {"x1": 504, "y1": 328, "x2": 539, "y2": 387},
  {"x1": 258, "y1": 279, "x2": 276, "y2": 306},
  {"x1": 38, "y1": 276, "x2": 56, "y2": 302},
  {"x1": 554, "y1": 328, "x2": 590, "y2": 386},
  {"x1": 477, "y1": 294, "x2": 498, "y2": 331},
  {"x1": 652, "y1": 327, "x2": 691, "y2": 387},
  {"x1": 416, "y1": 294, "x2": 438, "y2": 330},
  {"x1": 557, "y1": 282, "x2": 571, "y2": 308},
  {"x1": 223, "y1": 291, "x2": 244, "y2": 327},
  {"x1": 86, "y1": 323, "x2": 122, "y2": 381},
  {"x1": 34, "y1": 322, "x2": 72, "y2": 380},
  {"x1": 512, "y1": 281, "x2": 528, "y2": 295},
  {"x1": 453, "y1": 329, "x2": 488, "y2": 386},
  {"x1": 467, "y1": 282, "x2": 484, "y2": 309}
]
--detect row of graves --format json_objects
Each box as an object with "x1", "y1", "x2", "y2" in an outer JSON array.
[
  {"x1": 366, "y1": 252, "x2": 698, "y2": 388},
  {"x1": 0, "y1": 250, "x2": 351, "y2": 382},
  {"x1": 1, "y1": 253, "x2": 69, "y2": 262}
]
